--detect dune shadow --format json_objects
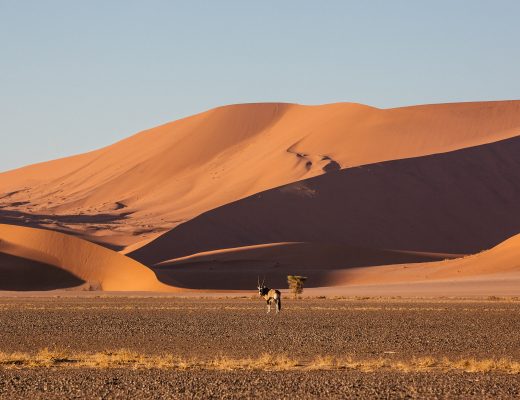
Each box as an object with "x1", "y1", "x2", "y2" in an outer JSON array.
[
  {"x1": 0, "y1": 210, "x2": 131, "y2": 251},
  {"x1": 0, "y1": 209, "x2": 131, "y2": 226},
  {"x1": 0, "y1": 252, "x2": 84, "y2": 291},
  {"x1": 150, "y1": 242, "x2": 449, "y2": 290},
  {"x1": 152, "y1": 263, "x2": 334, "y2": 290}
]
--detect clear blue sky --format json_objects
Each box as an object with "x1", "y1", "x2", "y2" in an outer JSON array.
[{"x1": 1, "y1": 1, "x2": 519, "y2": 172}]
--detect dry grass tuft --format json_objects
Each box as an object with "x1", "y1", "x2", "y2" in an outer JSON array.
[
  {"x1": 0, "y1": 350, "x2": 519, "y2": 374},
  {"x1": 307, "y1": 355, "x2": 336, "y2": 370},
  {"x1": 208, "y1": 353, "x2": 299, "y2": 371},
  {"x1": 445, "y1": 357, "x2": 520, "y2": 373}
]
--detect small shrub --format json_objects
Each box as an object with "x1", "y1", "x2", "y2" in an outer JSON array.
[{"x1": 287, "y1": 275, "x2": 307, "y2": 299}]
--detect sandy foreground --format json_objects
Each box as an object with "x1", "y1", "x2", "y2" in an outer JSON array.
[{"x1": 0, "y1": 297, "x2": 519, "y2": 399}]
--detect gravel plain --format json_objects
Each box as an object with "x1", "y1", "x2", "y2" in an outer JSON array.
[
  {"x1": 0, "y1": 297, "x2": 519, "y2": 399},
  {"x1": 1, "y1": 368, "x2": 519, "y2": 399}
]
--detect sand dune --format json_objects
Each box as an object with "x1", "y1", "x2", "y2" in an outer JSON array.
[
  {"x1": 311, "y1": 231, "x2": 520, "y2": 296},
  {"x1": 330, "y1": 232, "x2": 520, "y2": 287},
  {"x1": 1, "y1": 100, "x2": 520, "y2": 293},
  {"x1": 152, "y1": 242, "x2": 455, "y2": 290},
  {"x1": 130, "y1": 135, "x2": 520, "y2": 268},
  {"x1": 148, "y1": 230, "x2": 520, "y2": 291},
  {"x1": 1, "y1": 101, "x2": 519, "y2": 252},
  {"x1": 0, "y1": 224, "x2": 172, "y2": 291}
]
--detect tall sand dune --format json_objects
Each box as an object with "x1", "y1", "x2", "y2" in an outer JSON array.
[
  {"x1": 0, "y1": 224, "x2": 171, "y2": 291},
  {"x1": 130, "y1": 135, "x2": 520, "y2": 267},
  {"x1": 1, "y1": 101, "x2": 519, "y2": 251},
  {"x1": 1, "y1": 100, "x2": 520, "y2": 293}
]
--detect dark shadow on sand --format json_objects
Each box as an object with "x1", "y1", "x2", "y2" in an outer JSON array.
[{"x1": 0, "y1": 252, "x2": 84, "y2": 291}]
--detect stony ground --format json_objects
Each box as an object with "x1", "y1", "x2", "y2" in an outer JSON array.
[
  {"x1": 0, "y1": 297, "x2": 519, "y2": 399},
  {"x1": 1, "y1": 368, "x2": 519, "y2": 399}
]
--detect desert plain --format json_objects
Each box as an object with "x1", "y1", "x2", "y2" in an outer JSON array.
[
  {"x1": 1, "y1": 296, "x2": 520, "y2": 399},
  {"x1": 1, "y1": 100, "x2": 520, "y2": 398}
]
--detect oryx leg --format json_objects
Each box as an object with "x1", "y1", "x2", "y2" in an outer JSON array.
[
  {"x1": 267, "y1": 299, "x2": 271, "y2": 313},
  {"x1": 274, "y1": 293, "x2": 281, "y2": 313}
]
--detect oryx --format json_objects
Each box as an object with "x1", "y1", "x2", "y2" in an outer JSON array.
[{"x1": 257, "y1": 277, "x2": 281, "y2": 313}]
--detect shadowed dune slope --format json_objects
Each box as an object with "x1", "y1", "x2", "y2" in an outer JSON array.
[
  {"x1": 1, "y1": 101, "x2": 520, "y2": 251},
  {"x1": 0, "y1": 224, "x2": 173, "y2": 291},
  {"x1": 130, "y1": 135, "x2": 520, "y2": 266},
  {"x1": 149, "y1": 234, "x2": 520, "y2": 290},
  {"x1": 151, "y1": 242, "x2": 455, "y2": 290},
  {"x1": 0, "y1": 252, "x2": 85, "y2": 291}
]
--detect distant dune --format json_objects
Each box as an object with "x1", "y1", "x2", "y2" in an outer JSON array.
[
  {"x1": 1, "y1": 100, "x2": 520, "y2": 293},
  {"x1": 1, "y1": 101, "x2": 519, "y2": 252},
  {"x1": 0, "y1": 224, "x2": 172, "y2": 291}
]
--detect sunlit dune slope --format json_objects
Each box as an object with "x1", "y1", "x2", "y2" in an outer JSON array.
[
  {"x1": 0, "y1": 224, "x2": 173, "y2": 291},
  {"x1": 130, "y1": 135, "x2": 520, "y2": 266},
  {"x1": 1, "y1": 101, "x2": 519, "y2": 251},
  {"x1": 330, "y1": 232, "x2": 520, "y2": 287}
]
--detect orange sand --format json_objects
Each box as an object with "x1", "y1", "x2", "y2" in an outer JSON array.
[
  {"x1": 1, "y1": 101, "x2": 519, "y2": 251},
  {"x1": 0, "y1": 224, "x2": 174, "y2": 291},
  {"x1": 0, "y1": 100, "x2": 519, "y2": 293}
]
